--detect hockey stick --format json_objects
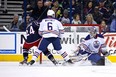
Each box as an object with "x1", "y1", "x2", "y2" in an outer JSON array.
[
  {"x1": 3, "y1": 26, "x2": 26, "y2": 35},
  {"x1": 70, "y1": 46, "x2": 112, "y2": 65},
  {"x1": 3, "y1": 26, "x2": 11, "y2": 32},
  {"x1": 69, "y1": 49, "x2": 92, "y2": 65},
  {"x1": 76, "y1": 53, "x2": 112, "y2": 66}
]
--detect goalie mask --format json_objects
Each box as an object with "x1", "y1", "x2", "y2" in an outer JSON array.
[{"x1": 88, "y1": 26, "x2": 97, "y2": 38}]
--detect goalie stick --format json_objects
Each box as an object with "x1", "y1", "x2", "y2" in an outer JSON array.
[{"x1": 70, "y1": 45, "x2": 112, "y2": 65}]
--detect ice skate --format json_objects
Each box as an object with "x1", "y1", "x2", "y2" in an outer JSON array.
[
  {"x1": 52, "y1": 60, "x2": 62, "y2": 66},
  {"x1": 62, "y1": 59, "x2": 74, "y2": 66},
  {"x1": 19, "y1": 59, "x2": 27, "y2": 65},
  {"x1": 27, "y1": 60, "x2": 35, "y2": 65},
  {"x1": 67, "y1": 59, "x2": 74, "y2": 64},
  {"x1": 52, "y1": 60, "x2": 58, "y2": 65}
]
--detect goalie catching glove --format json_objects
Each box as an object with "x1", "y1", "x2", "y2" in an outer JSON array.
[{"x1": 100, "y1": 44, "x2": 110, "y2": 57}]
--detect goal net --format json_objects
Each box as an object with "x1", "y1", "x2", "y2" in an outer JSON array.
[{"x1": 63, "y1": 24, "x2": 101, "y2": 49}]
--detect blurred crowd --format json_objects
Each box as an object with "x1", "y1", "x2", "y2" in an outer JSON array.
[{"x1": 4, "y1": 0, "x2": 116, "y2": 32}]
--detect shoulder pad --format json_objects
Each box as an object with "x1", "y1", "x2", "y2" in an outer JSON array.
[
  {"x1": 84, "y1": 35, "x2": 91, "y2": 40},
  {"x1": 97, "y1": 34, "x2": 104, "y2": 38}
]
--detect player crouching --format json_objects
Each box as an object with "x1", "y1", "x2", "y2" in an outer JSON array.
[{"x1": 70, "y1": 26, "x2": 110, "y2": 66}]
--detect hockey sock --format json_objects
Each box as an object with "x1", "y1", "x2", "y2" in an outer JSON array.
[
  {"x1": 23, "y1": 49, "x2": 29, "y2": 60},
  {"x1": 32, "y1": 49, "x2": 42, "y2": 61},
  {"x1": 43, "y1": 50, "x2": 56, "y2": 63},
  {"x1": 57, "y1": 50, "x2": 70, "y2": 61}
]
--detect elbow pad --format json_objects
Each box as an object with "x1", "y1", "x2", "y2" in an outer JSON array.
[{"x1": 59, "y1": 33, "x2": 64, "y2": 38}]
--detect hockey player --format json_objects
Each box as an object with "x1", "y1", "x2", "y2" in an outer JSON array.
[
  {"x1": 27, "y1": 9, "x2": 73, "y2": 65},
  {"x1": 72, "y1": 26, "x2": 109, "y2": 65},
  {"x1": 20, "y1": 20, "x2": 58, "y2": 65}
]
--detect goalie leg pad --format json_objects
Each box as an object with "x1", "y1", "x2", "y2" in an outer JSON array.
[
  {"x1": 88, "y1": 53, "x2": 101, "y2": 63},
  {"x1": 96, "y1": 56, "x2": 105, "y2": 65}
]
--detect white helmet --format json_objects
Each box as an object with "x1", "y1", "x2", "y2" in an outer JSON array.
[{"x1": 47, "y1": 10, "x2": 55, "y2": 17}]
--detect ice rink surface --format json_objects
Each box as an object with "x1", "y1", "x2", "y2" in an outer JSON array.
[{"x1": 0, "y1": 61, "x2": 116, "y2": 77}]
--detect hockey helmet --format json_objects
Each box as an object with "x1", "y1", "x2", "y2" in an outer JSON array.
[
  {"x1": 88, "y1": 26, "x2": 97, "y2": 37},
  {"x1": 47, "y1": 10, "x2": 55, "y2": 17}
]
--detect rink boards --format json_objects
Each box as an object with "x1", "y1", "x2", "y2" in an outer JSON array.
[{"x1": 0, "y1": 32, "x2": 116, "y2": 63}]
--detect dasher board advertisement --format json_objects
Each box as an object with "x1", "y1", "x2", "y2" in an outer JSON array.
[{"x1": 0, "y1": 33, "x2": 16, "y2": 54}]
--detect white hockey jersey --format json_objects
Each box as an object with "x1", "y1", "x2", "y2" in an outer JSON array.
[
  {"x1": 39, "y1": 18, "x2": 64, "y2": 38},
  {"x1": 81, "y1": 34, "x2": 106, "y2": 53}
]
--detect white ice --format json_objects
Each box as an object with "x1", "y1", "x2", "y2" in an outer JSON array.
[{"x1": 0, "y1": 61, "x2": 116, "y2": 77}]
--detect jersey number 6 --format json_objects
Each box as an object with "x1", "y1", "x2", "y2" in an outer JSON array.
[{"x1": 47, "y1": 22, "x2": 53, "y2": 30}]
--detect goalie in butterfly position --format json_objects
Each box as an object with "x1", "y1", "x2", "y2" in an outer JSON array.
[{"x1": 70, "y1": 26, "x2": 109, "y2": 65}]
